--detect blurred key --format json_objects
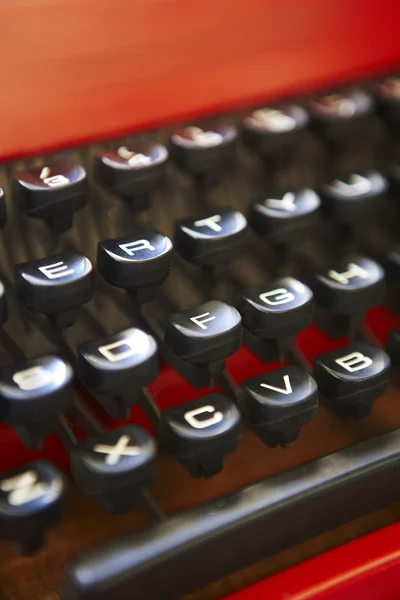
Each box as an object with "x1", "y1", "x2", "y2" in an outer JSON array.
[
  {"x1": 12, "y1": 158, "x2": 88, "y2": 232},
  {"x1": 94, "y1": 140, "x2": 168, "y2": 211},
  {"x1": 0, "y1": 355, "x2": 74, "y2": 448},
  {"x1": 249, "y1": 188, "x2": 320, "y2": 245},
  {"x1": 242, "y1": 105, "x2": 309, "y2": 161},
  {"x1": 320, "y1": 171, "x2": 388, "y2": 225},
  {"x1": 308, "y1": 88, "x2": 374, "y2": 142},
  {"x1": 169, "y1": 122, "x2": 237, "y2": 184},
  {"x1": 70, "y1": 425, "x2": 157, "y2": 513},
  {"x1": 0, "y1": 460, "x2": 68, "y2": 554}
]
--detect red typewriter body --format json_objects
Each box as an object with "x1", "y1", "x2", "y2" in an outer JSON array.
[{"x1": 2, "y1": 1, "x2": 400, "y2": 599}]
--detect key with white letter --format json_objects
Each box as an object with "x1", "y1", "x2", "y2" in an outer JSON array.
[
  {"x1": 238, "y1": 277, "x2": 313, "y2": 360},
  {"x1": 242, "y1": 104, "x2": 309, "y2": 160},
  {"x1": 250, "y1": 189, "x2": 320, "y2": 244},
  {"x1": 164, "y1": 300, "x2": 242, "y2": 386},
  {"x1": 169, "y1": 122, "x2": 237, "y2": 182},
  {"x1": 0, "y1": 460, "x2": 68, "y2": 554},
  {"x1": 308, "y1": 88, "x2": 374, "y2": 144},
  {"x1": 320, "y1": 171, "x2": 388, "y2": 225},
  {"x1": 70, "y1": 425, "x2": 157, "y2": 513},
  {"x1": 175, "y1": 209, "x2": 248, "y2": 267},
  {"x1": 311, "y1": 255, "x2": 385, "y2": 338},
  {"x1": 160, "y1": 393, "x2": 241, "y2": 478},
  {"x1": 97, "y1": 229, "x2": 173, "y2": 303},
  {"x1": 77, "y1": 328, "x2": 158, "y2": 418},
  {"x1": 15, "y1": 251, "x2": 94, "y2": 329},
  {"x1": 12, "y1": 157, "x2": 88, "y2": 232},
  {"x1": 0, "y1": 355, "x2": 74, "y2": 448},
  {"x1": 313, "y1": 342, "x2": 391, "y2": 417},
  {"x1": 94, "y1": 140, "x2": 168, "y2": 210},
  {"x1": 239, "y1": 366, "x2": 318, "y2": 447}
]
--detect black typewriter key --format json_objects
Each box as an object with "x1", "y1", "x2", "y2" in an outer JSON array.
[
  {"x1": 320, "y1": 171, "x2": 388, "y2": 224},
  {"x1": 70, "y1": 425, "x2": 157, "y2": 513},
  {"x1": 313, "y1": 342, "x2": 391, "y2": 417},
  {"x1": 169, "y1": 122, "x2": 237, "y2": 183},
  {"x1": 0, "y1": 188, "x2": 7, "y2": 229},
  {"x1": 76, "y1": 328, "x2": 158, "y2": 418},
  {"x1": 308, "y1": 88, "x2": 374, "y2": 141},
  {"x1": 242, "y1": 104, "x2": 309, "y2": 159},
  {"x1": 164, "y1": 300, "x2": 242, "y2": 379},
  {"x1": 0, "y1": 460, "x2": 68, "y2": 554},
  {"x1": 12, "y1": 158, "x2": 88, "y2": 232},
  {"x1": 15, "y1": 251, "x2": 94, "y2": 329},
  {"x1": 249, "y1": 188, "x2": 320, "y2": 244},
  {"x1": 94, "y1": 140, "x2": 168, "y2": 210},
  {"x1": 311, "y1": 256, "x2": 385, "y2": 337},
  {"x1": 160, "y1": 393, "x2": 241, "y2": 478},
  {"x1": 237, "y1": 278, "x2": 313, "y2": 360},
  {"x1": 175, "y1": 209, "x2": 247, "y2": 268},
  {"x1": 97, "y1": 230, "x2": 173, "y2": 303},
  {"x1": 0, "y1": 355, "x2": 74, "y2": 448},
  {"x1": 239, "y1": 366, "x2": 318, "y2": 446},
  {"x1": 375, "y1": 75, "x2": 400, "y2": 127}
]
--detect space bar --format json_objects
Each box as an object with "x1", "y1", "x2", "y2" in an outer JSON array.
[{"x1": 62, "y1": 429, "x2": 400, "y2": 600}]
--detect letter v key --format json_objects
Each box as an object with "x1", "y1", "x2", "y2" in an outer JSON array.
[{"x1": 260, "y1": 374, "x2": 292, "y2": 395}]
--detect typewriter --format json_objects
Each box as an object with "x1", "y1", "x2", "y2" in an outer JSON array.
[{"x1": 2, "y1": 1, "x2": 400, "y2": 599}]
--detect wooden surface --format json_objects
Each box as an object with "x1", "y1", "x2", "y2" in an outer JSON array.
[
  {"x1": 2, "y1": 0, "x2": 400, "y2": 160},
  {"x1": 2, "y1": 385, "x2": 400, "y2": 600}
]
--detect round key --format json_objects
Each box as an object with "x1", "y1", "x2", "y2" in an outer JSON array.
[
  {"x1": 14, "y1": 251, "x2": 94, "y2": 328},
  {"x1": 249, "y1": 189, "x2": 320, "y2": 243},
  {"x1": 160, "y1": 393, "x2": 241, "y2": 478},
  {"x1": 0, "y1": 355, "x2": 74, "y2": 446},
  {"x1": 97, "y1": 230, "x2": 173, "y2": 298},
  {"x1": 313, "y1": 342, "x2": 391, "y2": 417},
  {"x1": 164, "y1": 300, "x2": 242, "y2": 367},
  {"x1": 311, "y1": 256, "x2": 385, "y2": 315},
  {"x1": 0, "y1": 460, "x2": 68, "y2": 554},
  {"x1": 70, "y1": 425, "x2": 157, "y2": 512},
  {"x1": 77, "y1": 328, "x2": 158, "y2": 417},
  {"x1": 94, "y1": 140, "x2": 168, "y2": 206},
  {"x1": 12, "y1": 158, "x2": 88, "y2": 232},
  {"x1": 239, "y1": 366, "x2": 318, "y2": 446},
  {"x1": 169, "y1": 122, "x2": 237, "y2": 176},
  {"x1": 374, "y1": 75, "x2": 400, "y2": 126},
  {"x1": 175, "y1": 209, "x2": 248, "y2": 266},
  {"x1": 308, "y1": 88, "x2": 374, "y2": 140},
  {"x1": 242, "y1": 104, "x2": 309, "y2": 157},
  {"x1": 238, "y1": 278, "x2": 313, "y2": 340},
  {"x1": 320, "y1": 171, "x2": 388, "y2": 223}
]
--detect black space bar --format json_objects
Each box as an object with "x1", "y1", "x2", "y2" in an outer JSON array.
[{"x1": 62, "y1": 429, "x2": 400, "y2": 600}]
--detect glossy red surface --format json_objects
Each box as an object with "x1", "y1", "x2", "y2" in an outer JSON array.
[
  {"x1": 2, "y1": 0, "x2": 400, "y2": 160},
  {"x1": 223, "y1": 520, "x2": 400, "y2": 600}
]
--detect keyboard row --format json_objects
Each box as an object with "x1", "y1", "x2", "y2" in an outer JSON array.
[
  {"x1": 0, "y1": 330, "x2": 397, "y2": 553},
  {"x1": 1, "y1": 75, "x2": 400, "y2": 234}
]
